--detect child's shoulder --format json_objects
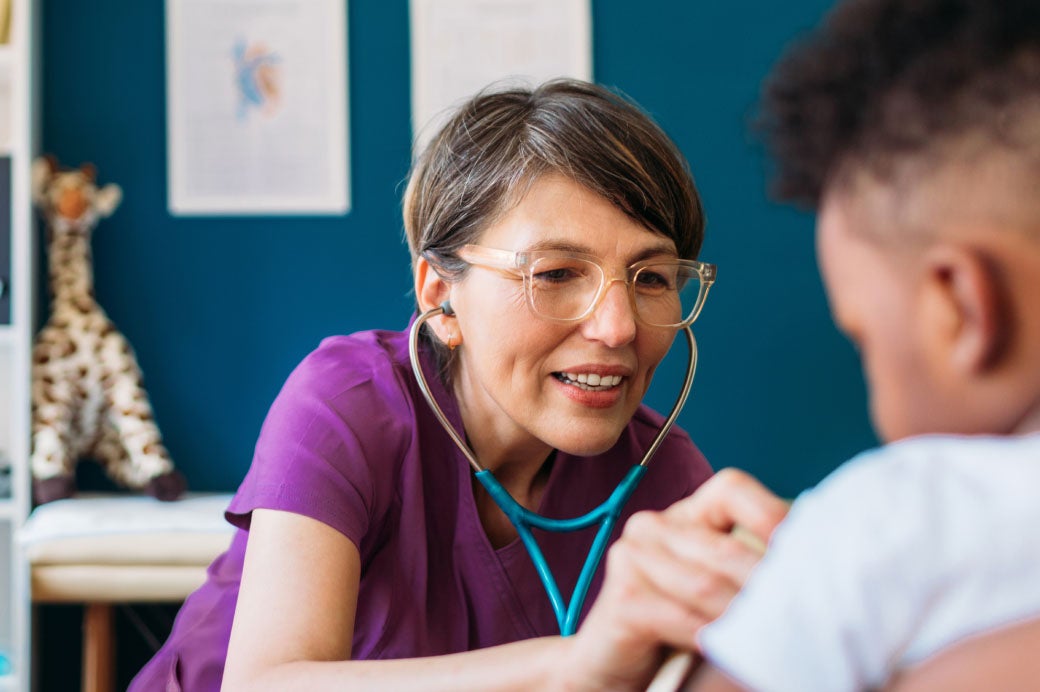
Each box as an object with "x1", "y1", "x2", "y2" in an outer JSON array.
[
  {"x1": 814, "y1": 432, "x2": 1040, "y2": 505},
  {"x1": 779, "y1": 432, "x2": 1040, "y2": 575}
]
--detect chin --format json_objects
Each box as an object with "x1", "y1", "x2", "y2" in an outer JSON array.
[
  {"x1": 548, "y1": 425, "x2": 625, "y2": 458},
  {"x1": 875, "y1": 415, "x2": 937, "y2": 445},
  {"x1": 873, "y1": 417, "x2": 900, "y2": 444}
]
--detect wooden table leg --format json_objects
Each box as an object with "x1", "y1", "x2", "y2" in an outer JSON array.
[{"x1": 82, "y1": 603, "x2": 114, "y2": 692}]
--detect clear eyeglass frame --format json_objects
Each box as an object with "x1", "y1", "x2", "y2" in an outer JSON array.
[{"x1": 455, "y1": 244, "x2": 717, "y2": 328}]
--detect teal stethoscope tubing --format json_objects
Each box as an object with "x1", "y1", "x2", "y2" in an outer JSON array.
[{"x1": 408, "y1": 304, "x2": 698, "y2": 636}]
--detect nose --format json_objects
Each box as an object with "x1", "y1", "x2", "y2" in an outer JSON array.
[{"x1": 580, "y1": 280, "x2": 637, "y2": 348}]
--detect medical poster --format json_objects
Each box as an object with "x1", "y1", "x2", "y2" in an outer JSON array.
[
  {"x1": 166, "y1": 0, "x2": 349, "y2": 215},
  {"x1": 409, "y1": 0, "x2": 592, "y2": 148}
]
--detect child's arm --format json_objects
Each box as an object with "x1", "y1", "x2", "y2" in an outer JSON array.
[
  {"x1": 667, "y1": 641, "x2": 1039, "y2": 692},
  {"x1": 680, "y1": 440, "x2": 1040, "y2": 692},
  {"x1": 885, "y1": 617, "x2": 1040, "y2": 692}
]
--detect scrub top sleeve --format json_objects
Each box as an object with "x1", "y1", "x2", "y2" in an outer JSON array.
[{"x1": 228, "y1": 345, "x2": 411, "y2": 549}]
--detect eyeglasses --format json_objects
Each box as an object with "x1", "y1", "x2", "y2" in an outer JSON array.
[{"x1": 455, "y1": 244, "x2": 716, "y2": 328}]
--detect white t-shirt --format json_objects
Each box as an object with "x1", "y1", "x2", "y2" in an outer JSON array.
[{"x1": 698, "y1": 433, "x2": 1040, "y2": 692}]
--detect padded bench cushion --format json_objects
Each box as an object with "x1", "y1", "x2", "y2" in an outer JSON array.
[
  {"x1": 20, "y1": 492, "x2": 236, "y2": 564},
  {"x1": 20, "y1": 493, "x2": 235, "y2": 602}
]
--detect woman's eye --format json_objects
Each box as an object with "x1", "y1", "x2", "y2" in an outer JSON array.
[
  {"x1": 636, "y1": 271, "x2": 672, "y2": 290},
  {"x1": 533, "y1": 267, "x2": 580, "y2": 284}
]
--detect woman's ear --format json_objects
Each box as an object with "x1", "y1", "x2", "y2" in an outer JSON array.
[
  {"x1": 920, "y1": 245, "x2": 1006, "y2": 375},
  {"x1": 414, "y1": 256, "x2": 456, "y2": 345}
]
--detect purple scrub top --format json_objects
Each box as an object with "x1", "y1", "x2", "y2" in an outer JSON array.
[{"x1": 130, "y1": 323, "x2": 713, "y2": 691}]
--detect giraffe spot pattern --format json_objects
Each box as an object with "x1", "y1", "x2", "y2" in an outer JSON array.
[{"x1": 29, "y1": 160, "x2": 184, "y2": 501}]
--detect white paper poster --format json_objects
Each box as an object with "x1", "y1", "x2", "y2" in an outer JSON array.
[
  {"x1": 410, "y1": 0, "x2": 592, "y2": 148},
  {"x1": 166, "y1": 0, "x2": 349, "y2": 215}
]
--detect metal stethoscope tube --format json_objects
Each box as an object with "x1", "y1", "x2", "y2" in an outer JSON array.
[{"x1": 408, "y1": 303, "x2": 698, "y2": 635}]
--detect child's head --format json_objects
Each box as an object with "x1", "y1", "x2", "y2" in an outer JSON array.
[{"x1": 759, "y1": 0, "x2": 1040, "y2": 441}]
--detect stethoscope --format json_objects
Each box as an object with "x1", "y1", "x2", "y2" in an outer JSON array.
[{"x1": 408, "y1": 301, "x2": 698, "y2": 636}]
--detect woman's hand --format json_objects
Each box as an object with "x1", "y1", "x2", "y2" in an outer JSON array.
[{"x1": 559, "y1": 468, "x2": 789, "y2": 691}]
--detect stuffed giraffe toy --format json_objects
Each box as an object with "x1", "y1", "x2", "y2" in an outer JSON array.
[{"x1": 30, "y1": 156, "x2": 186, "y2": 504}]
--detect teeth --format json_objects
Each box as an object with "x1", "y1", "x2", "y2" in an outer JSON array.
[{"x1": 558, "y1": 372, "x2": 623, "y2": 390}]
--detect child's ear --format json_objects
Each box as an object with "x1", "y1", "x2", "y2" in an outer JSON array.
[
  {"x1": 414, "y1": 256, "x2": 456, "y2": 345},
  {"x1": 920, "y1": 245, "x2": 1005, "y2": 375}
]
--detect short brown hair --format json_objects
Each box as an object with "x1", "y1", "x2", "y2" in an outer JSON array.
[{"x1": 404, "y1": 78, "x2": 705, "y2": 280}]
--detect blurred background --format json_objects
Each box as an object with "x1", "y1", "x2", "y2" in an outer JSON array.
[{"x1": 37, "y1": 0, "x2": 876, "y2": 687}]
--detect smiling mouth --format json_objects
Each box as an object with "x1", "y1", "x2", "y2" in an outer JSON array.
[{"x1": 553, "y1": 372, "x2": 624, "y2": 391}]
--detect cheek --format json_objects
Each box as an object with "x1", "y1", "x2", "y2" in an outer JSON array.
[
  {"x1": 862, "y1": 330, "x2": 932, "y2": 442},
  {"x1": 457, "y1": 279, "x2": 527, "y2": 345},
  {"x1": 469, "y1": 317, "x2": 572, "y2": 387},
  {"x1": 501, "y1": 283, "x2": 528, "y2": 315},
  {"x1": 473, "y1": 279, "x2": 524, "y2": 316},
  {"x1": 864, "y1": 357, "x2": 904, "y2": 442},
  {"x1": 637, "y1": 330, "x2": 678, "y2": 377}
]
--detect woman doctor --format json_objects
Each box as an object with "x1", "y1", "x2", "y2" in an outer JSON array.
[{"x1": 131, "y1": 79, "x2": 787, "y2": 692}]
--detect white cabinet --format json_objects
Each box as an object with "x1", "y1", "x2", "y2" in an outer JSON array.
[{"x1": 0, "y1": 0, "x2": 37, "y2": 689}]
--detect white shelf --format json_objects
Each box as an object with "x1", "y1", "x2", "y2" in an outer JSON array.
[
  {"x1": 0, "y1": 43, "x2": 10, "y2": 155},
  {"x1": 0, "y1": 0, "x2": 34, "y2": 689}
]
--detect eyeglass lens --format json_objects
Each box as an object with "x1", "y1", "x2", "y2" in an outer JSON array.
[{"x1": 527, "y1": 256, "x2": 703, "y2": 326}]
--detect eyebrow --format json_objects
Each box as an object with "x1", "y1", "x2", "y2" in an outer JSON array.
[{"x1": 524, "y1": 239, "x2": 679, "y2": 264}]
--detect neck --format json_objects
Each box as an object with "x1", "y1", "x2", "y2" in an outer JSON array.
[
  {"x1": 1004, "y1": 241, "x2": 1040, "y2": 437},
  {"x1": 1011, "y1": 396, "x2": 1040, "y2": 436},
  {"x1": 459, "y1": 401, "x2": 554, "y2": 504},
  {"x1": 448, "y1": 359, "x2": 557, "y2": 547},
  {"x1": 450, "y1": 360, "x2": 555, "y2": 500},
  {"x1": 471, "y1": 456, "x2": 555, "y2": 549},
  {"x1": 48, "y1": 229, "x2": 97, "y2": 309},
  {"x1": 465, "y1": 434, "x2": 554, "y2": 549}
]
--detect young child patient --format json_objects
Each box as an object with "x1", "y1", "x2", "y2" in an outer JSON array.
[{"x1": 685, "y1": 0, "x2": 1040, "y2": 689}]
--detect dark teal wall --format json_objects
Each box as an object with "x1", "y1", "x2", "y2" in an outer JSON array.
[
  {"x1": 38, "y1": 0, "x2": 879, "y2": 688},
  {"x1": 41, "y1": 0, "x2": 875, "y2": 502}
]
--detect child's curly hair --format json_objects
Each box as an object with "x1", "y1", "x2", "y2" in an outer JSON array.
[{"x1": 758, "y1": 0, "x2": 1040, "y2": 208}]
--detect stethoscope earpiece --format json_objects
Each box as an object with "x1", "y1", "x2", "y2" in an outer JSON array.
[{"x1": 440, "y1": 300, "x2": 454, "y2": 316}]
